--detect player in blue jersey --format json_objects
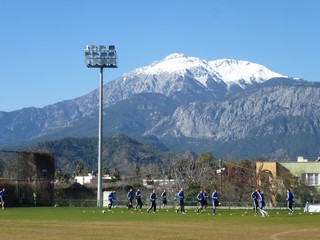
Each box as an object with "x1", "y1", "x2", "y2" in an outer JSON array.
[
  {"x1": 196, "y1": 189, "x2": 205, "y2": 213},
  {"x1": 161, "y1": 189, "x2": 168, "y2": 209},
  {"x1": 211, "y1": 189, "x2": 219, "y2": 215},
  {"x1": 260, "y1": 191, "x2": 266, "y2": 209},
  {"x1": 135, "y1": 189, "x2": 143, "y2": 211},
  {"x1": 176, "y1": 188, "x2": 186, "y2": 214},
  {"x1": 251, "y1": 189, "x2": 259, "y2": 214},
  {"x1": 257, "y1": 190, "x2": 268, "y2": 217},
  {"x1": 0, "y1": 188, "x2": 6, "y2": 210},
  {"x1": 147, "y1": 189, "x2": 157, "y2": 213},
  {"x1": 286, "y1": 189, "x2": 294, "y2": 215},
  {"x1": 108, "y1": 190, "x2": 115, "y2": 210},
  {"x1": 203, "y1": 190, "x2": 208, "y2": 210},
  {"x1": 127, "y1": 188, "x2": 133, "y2": 209}
]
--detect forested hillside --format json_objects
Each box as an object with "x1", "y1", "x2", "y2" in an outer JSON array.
[{"x1": 30, "y1": 134, "x2": 181, "y2": 177}]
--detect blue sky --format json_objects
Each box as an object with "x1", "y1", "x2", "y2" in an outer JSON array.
[{"x1": 1, "y1": 0, "x2": 320, "y2": 112}]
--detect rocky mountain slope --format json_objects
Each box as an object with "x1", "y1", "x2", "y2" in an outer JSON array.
[{"x1": 1, "y1": 53, "x2": 319, "y2": 161}]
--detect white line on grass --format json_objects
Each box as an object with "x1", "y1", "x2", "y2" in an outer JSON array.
[{"x1": 270, "y1": 229, "x2": 320, "y2": 240}]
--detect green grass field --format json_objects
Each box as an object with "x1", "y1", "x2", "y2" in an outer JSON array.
[{"x1": 0, "y1": 207, "x2": 319, "y2": 240}]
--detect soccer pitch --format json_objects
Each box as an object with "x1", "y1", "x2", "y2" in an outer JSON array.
[{"x1": 0, "y1": 207, "x2": 319, "y2": 240}]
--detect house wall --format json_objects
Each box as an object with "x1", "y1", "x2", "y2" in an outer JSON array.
[
  {"x1": 256, "y1": 161, "x2": 320, "y2": 205},
  {"x1": 281, "y1": 162, "x2": 320, "y2": 175},
  {"x1": 281, "y1": 162, "x2": 320, "y2": 186}
]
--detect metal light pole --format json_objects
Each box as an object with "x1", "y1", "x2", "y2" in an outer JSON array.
[
  {"x1": 219, "y1": 158, "x2": 222, "y2": 196},
  {"x1": 84, "y1": 45, "x2": 118, "y2": 207},
  {"x1": 217, "y1": 158, "x2": 225, "y2": 198}
]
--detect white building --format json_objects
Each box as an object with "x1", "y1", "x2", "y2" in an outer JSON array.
[
  {"x1": 75, "y1": 173, "x2": 111, "y2": 185},
  {"x1": 142, "y1": 178, "x2": 175, "y2": 189}
]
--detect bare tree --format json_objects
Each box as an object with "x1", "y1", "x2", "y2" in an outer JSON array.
[
  {"x1": 168, "y1": 152, "x2": 218, "y2": 191},
  {"x1": 223, "y1": 160, "x2": 257, "y2": 202}
]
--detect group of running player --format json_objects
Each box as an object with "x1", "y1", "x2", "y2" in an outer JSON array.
[
  {"x1": 251, "y1": 188, "x2": 294, "y2": 217},
  {"x1": 107, "y1": 187, "x2": 220, "y2": 215},
  {"x1": 0, "y1": 185, "x2": 296, "y2": 215},
  {"x1": 195, "y1": 188, "x2": 219, "y2": 215},
  {"x1": 251, "y1": 189, "x2": 269, "y2": 217},
  {"x1": 107, "y1": 187, "x2": 295, "y2": 217}
]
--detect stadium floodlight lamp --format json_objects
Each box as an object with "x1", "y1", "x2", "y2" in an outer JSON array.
[
  {"x1": 91, "y1": 45, "x2": 99, "y2": 55},
  {"x1": 109, "y1": 58, "x2": 116, "y2": 67},
  {"x1": 83, "y1": 44, "x2": 118, "y2": 208},
  {"x1": 100, "y1": 58, "x2": 108, "y2": 66},
  {"x1": 84, "y1": 45, "x2": 92, "y2": 67},
  {"x1": 108, "y1": 45, "x2": 117, "y2": 68},
  {"x1": 84, "y1": 45, "x2": 117, "y2": 69},
  {"x1": 84, "y1": 45, "x2": 91, "y2": 56},
  {"x1": 99, "y1": 45, "x2": 107, "y2": 56},
  {"x1": 99, "y1": 46, "x2": 108, "y2": 67}
]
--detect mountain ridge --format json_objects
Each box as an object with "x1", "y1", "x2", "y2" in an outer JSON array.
[{"x1": 0, "y1": 53, "x2": 319, "y2": 161}]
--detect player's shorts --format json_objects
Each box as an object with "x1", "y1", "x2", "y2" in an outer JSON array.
[{"x1": 213, "y1": 199, "x2": 219, "y2": 207}]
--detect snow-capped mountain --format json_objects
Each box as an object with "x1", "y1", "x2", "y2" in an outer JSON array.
[
  {"x1": 104, "y1": 53, "x2": 288, "y2": 106},
  {"x1": 125, "y1": 52, "x2": 285, "y2": 91},
  {"x1": 208, "y1": 58, "x2": 285, "y2": 87},
  {"x1": 1, "y1": 53, "x2": 319, "y2": 161}
]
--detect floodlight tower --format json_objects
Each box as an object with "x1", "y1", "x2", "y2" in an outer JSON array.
[{"x1": 84, "y1": 45, "x2": 118, "y2": 207}]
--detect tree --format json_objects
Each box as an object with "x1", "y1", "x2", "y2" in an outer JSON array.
[
  {"x1": 134, "y1": 164, "x2": 141, "y2": 180},
  {"x1": 111, "y1": 168, "x2": 121, "y2": 182},
  {"x1": 169, "y1": 155, "x2": 218, "y2": 190},
  {"x1": 64, "y1": 173, "x2": 71, "y2": 182},
  {"x1": 103, "y1": 167, "x2": 110, "y2": 175},
  {"x1": 76, "y1": 162, "x2": 84, "y2": 176},
  {"x1": 195, "y1": 152, "x2": 214, "y2": 165},
  {"x1": 0, "y1": 158, "x2": 5, "y2": 177},
  {"x1": 169, "y1": 158, "x2": 196, "y2": 188},
  {"x1": 141, "y1": 163, "x2": 161, "y2": 179},
  {"x1": 55, "y1": 169, "x2": 62, "y2": 182},
  {"x1": 222, "y1": 160, "x2": 257, "y2": 202}
]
